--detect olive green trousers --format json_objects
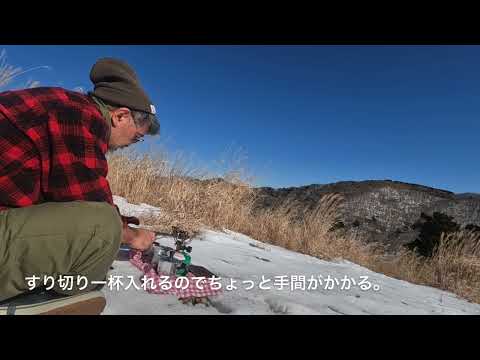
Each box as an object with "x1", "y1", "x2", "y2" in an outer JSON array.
[{"x1": 0, "y1": 201, "x2": 122, "y2": 302}]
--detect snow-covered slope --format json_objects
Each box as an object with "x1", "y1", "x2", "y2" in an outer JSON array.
[{"x1": 102, "y1": 196, "x2": 480, "y2": 315}]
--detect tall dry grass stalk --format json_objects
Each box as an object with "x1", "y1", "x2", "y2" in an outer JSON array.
[
  {"x1": 362, "y1": 231, "x2": 480, "y2": 303},
  {"x1": 107, "y1": 149, "x2": 256, "y2": 235},
  {"x1": 0, "y1": 49, "x2": 47, "y2": 89},
  {"x1": 428, "y1": 231, "x2": 480, "y2": 299},
  {"x1": 107, "y1": 149, "x2": 480, "y2": 304}
]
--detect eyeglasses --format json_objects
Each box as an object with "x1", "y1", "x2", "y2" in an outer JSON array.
[
  {"x1": 129, "y1": 113, "x2": 145, "y2": 143},
  {"x1": 132, "y1": 131, "x2": 145, "y2": 143}
]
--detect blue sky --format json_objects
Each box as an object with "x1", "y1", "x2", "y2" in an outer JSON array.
[{"x1": 1, "y1": 45, "x2": 479, "y2": 193}]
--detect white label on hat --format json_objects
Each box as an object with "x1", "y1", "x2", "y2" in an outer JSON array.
[{"x1": 150, "y1": 104, "x2": 156, "y2": 114}]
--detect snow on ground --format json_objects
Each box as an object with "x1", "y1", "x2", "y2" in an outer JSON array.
[{"x1": 102, "y1": 196, "x2": 480, "y2": 315}]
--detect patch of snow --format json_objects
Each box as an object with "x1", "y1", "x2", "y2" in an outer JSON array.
[{"x1": 103, "y1": 196, "x2": 480, "y2": 315}]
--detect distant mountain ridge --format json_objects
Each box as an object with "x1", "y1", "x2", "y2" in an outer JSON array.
[{"x1": 251, "y1": 180, "x2": 480, "y2": 252}]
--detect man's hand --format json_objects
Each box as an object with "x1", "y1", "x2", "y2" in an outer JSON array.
[{"x1": 122, "y1": 226, "x2": 155, "y2": 251}]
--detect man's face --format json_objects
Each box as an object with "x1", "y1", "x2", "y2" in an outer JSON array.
[{"x1": 108, "y1": 108, "x2": 149, "y2": 151}]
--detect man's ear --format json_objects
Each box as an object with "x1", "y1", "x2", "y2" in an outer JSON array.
[{"x1": 110, "y1": 108, "x2": 131, "y2": 128}]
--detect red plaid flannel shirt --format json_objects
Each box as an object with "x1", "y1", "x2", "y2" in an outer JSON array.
[{"x1": 0, "y1": 87, "x2": 135, "y2": 228}]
